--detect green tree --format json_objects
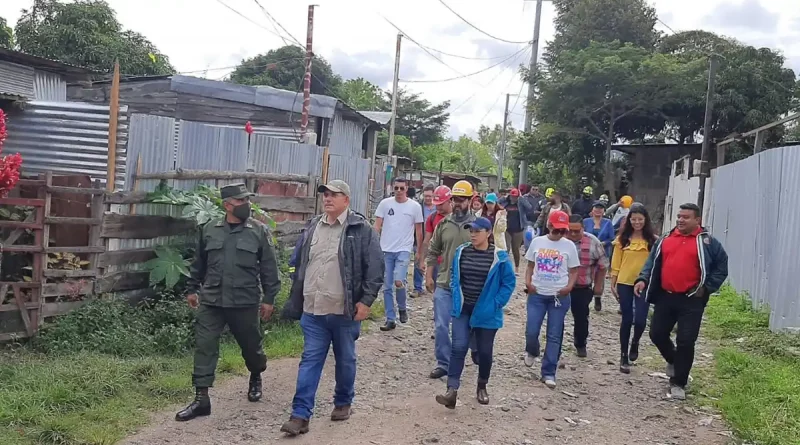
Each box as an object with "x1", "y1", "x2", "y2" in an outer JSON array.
[
  {"x1": 414, "y1": 136, "x2": 496, "y2": 175},
  {"x1": 337, "y1": 78, "x2": 383, "y2": 110},
  {"x1": 0, "y1": 17, "x2": 13, "y2": 48},
  {"x1": 547, "y1": 0, "x2": 660, "y2": 66},
  {"x1": 376, "y1": 131, "x2": 412, "y2": 158},
  {"x1": 383, "y1": 89, "x2": 450, "y2": 146},
  {"x1": 658, "y1": 31, "x2": 797, "y2": 150},
  {"x1": 14, "y1": 0, "x2": 173, "y2": 75},
  {"x1": 536, "y1": 41, "x2": 699, "y2": 193},
  {"x1": 229, "y1": 45, "x2": 342, "y2": 94}
]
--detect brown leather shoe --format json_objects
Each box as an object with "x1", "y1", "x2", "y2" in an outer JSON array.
[
  {"x1": 280, "y1": 416, "x2": 309, "y2": 436},
  {"x1": 331, "y1": 405, "x2": 352, "y2": 421},
  {"x1": 435, "y1": 388, "x2": 457, "y2": 409}
]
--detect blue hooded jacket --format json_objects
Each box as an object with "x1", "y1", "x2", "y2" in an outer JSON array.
[{"x1": 450, "y1": 243, "x2": 516, "y2": 329}]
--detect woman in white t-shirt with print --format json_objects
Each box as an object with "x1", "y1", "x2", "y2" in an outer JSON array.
[{"x1": 523, "y1": 210, "x2": 580, "y2": 389}]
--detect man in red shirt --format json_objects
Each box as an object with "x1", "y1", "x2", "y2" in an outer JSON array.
[{"x1": 634, "y1": 203, "x2": 728, "y2": 401}]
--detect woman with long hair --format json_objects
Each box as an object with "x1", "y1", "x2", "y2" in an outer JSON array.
[
  {"x1": 610, "y1": 204, "x2": 658, "y2": 374},
  {"x1": 482, "y1": 193, "x2": 507, "y2": 250},
  {"x1": 471, "y1": 195, "x2": 484, "y2": 216}
]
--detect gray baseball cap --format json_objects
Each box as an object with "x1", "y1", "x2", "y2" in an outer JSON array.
[{"x1": 318, "y1": 179, "x2": 351, "y2": 197}]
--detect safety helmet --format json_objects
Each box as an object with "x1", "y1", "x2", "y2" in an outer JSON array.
[
  {"x1": 599, "y1": 193, "x2": 609, "y2": 203},
  {"x1": 432, "y1": 185, "x2": 452, "y2": 205},
  {"x1": 582, "y1": 186, "x2": 593, "y2": 195},
  {"x1": 620, "y1": 195, "x2": 633, "y2": 208},
  {"x1": 545, "y1": 187, "x2": 555, "y2": 198},
  {"x1": 451, "y1": 180, "x2": 474, "y2": 197}
]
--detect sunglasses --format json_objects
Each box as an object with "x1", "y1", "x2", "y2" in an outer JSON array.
[
  {"x1": 551, "y1": 229, "x2": 567, "y2": 236},
  {"x1": 394, "y1": 186, "x2": 407, "y2": 191}
]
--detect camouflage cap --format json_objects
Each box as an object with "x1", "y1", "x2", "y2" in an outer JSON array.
[
  {"x1": 220, "y1": 183, "x2": 255, "y2": 200},
  {"x1": 317, "y1": 179, "x2": 351, "y2": 197}
]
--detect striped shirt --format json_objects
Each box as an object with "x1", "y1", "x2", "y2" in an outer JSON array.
[
  {"x1": 459, "y1": 244, "x2": 496, "y2": 307},
  {"x1": 572, "y1": 233, "x2": 609, "y2": 287}
]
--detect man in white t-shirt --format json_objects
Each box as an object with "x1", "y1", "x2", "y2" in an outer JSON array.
[
  {"x1": 374, "y1": 178, "x2": 424, "y2": 331},
  {"x1": 523, "y1": 210, "x2": 579, "y2": 389}
]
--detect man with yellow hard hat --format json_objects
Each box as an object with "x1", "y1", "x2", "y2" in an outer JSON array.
[
  {"x1": 426, "y1": 180, "x2": 478, "y2": 380},
  {"x1": 571, "y1": 186, "x2": 595, "y2": 219}
]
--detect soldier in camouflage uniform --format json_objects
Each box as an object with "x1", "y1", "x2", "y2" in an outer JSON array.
[{"x1": 175, "y1": 183, "x2": 281, "y2": 422}]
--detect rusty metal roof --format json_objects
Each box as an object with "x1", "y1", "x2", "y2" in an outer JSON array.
[{"x1": 0, "y1": 47, "x2": 95, "y2": 77}]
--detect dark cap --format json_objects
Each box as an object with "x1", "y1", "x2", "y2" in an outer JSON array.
[
  {"x1": 318, "y1": 179, "x2": 351, "y2": 197},
  {"x1": 592, "y1": 200, "x2": 607, "y2": 208},
  {"x1": 464, "y1": 217, "x2": 492, "y2": 231},
  {"x1": 220, "y1": 183, "x2": 255, "y2": 200}
]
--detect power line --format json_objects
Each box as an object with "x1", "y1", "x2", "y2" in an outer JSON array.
[
  {"x1": 252, "y1": 0, "x2": 304, "y2": 47},
  {"x1": 214, "y1": 0, "x2": 288, "y2": 41},
  {"x1": 400, "y1": 46, "x2": 529, "y2": 83},
  {"x1": 437, "y1": 0, "x2": 531, "y2": 44},
  {"x1": 451, "y1": 46, "x2": 530, "y2": 115},
  {"x1": 416, "y1": 42, "x2": 527, "y2": 61},
  {"x1": 252, "y1": 0, "x2": 293, "y2": 47},
  {"x1": 656, "y1": 18, "x2": 677, "y2": 35}
]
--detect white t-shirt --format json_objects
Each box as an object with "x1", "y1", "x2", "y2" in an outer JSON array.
[
  {"x1": 375, "y1": 197, "x2": 424, "y2": 252},
  {"x1": 524, "y1": 235, "x2": 580, "y2": 296}
]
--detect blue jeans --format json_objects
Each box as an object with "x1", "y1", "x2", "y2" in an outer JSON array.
[
  {"x1": 433, "y1": 287, "x2": 454, "y2": 370},
  {"x1": 525, "y1": 293, "x2": 571, "y2": 379},
  {"x1": 447, "y1": 312, "x2": 497, "y2": 389},
  {"x1": 383, "y1": 251, "x2": 410, "y2": 321},
  {"x1": 413, "y1": 264, "x2": 424, "y2": 293},
  {"x1": 291, "y1": 313, "x2": 361, "y2": 420},
  {"x1": 618, "y1": 284, "x2": 650, "y2": 354}
]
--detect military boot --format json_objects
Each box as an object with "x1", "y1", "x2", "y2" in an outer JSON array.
[
  {"x1": 175, "y1": 387, "x2": 211, "y2": 421},
  {"x1": 248, "y1": 373, "x2": 262, "y2": 402}
]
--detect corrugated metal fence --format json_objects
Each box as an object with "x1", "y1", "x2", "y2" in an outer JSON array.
[
  {"x1": 125, "y1": 113, "x2": 369, "y2": 215},
  {"x1": 706, "y1": 145, "x2": 800, "y2": 332},
  {"x1": 4, "y1": 101, "x2": 128, "y2": 187}
]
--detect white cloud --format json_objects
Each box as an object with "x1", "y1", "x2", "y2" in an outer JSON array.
[{"x1": 1, "y1": 0, "x2": 797, "y2": 137}]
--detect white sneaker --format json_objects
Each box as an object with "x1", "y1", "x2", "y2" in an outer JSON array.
[
  {"x1": 524, "y1": 353, "x2": 536, "y2": 367},
  {"x1": 543, "y1": 377, "x2": 557, "y2": 389}
]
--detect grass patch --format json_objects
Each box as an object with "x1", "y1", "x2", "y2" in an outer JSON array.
[
  {"x1": 0, "y1": 282, "x2": 303, "y2": 445},
  {"x1": 698, "y1": 285, "x2": 800, "y2": 445}
]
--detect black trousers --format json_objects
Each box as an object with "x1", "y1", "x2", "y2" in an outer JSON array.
[
  {"x1": 569, "y1": 286, "x2": 594, "y2": 348},
  {"x1": 649, "y1": 293, "x2": 708, "y2": 388}
]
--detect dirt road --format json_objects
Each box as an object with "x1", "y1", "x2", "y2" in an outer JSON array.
[{"x1": 123, "y1": 278, "x2": 730, "y2": 445}]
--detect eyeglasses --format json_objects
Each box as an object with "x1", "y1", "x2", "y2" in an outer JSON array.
[
  {"x1": 551, "y1": 229, "x2": 567, "y2": 236},
  {"x1": 394, "y1": 186, "x2": 407, "y2": 191}
]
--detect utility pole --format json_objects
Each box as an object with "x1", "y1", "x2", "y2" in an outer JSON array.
[
  {"x1": 696, "y1": 54, "x2": 719, "y2": 218},
  {"x1": 519, "y1": 0, "x2": 543, "y2": 187},
  {"x1": 299, "y1": 5, "x2": 316, "y2": 142},
  {"x1": 498, "y1": 93, "x2": 511, "y2": 188},
  {"x1": 385, "y1": 33, "x2": 403, "y2": 193}
]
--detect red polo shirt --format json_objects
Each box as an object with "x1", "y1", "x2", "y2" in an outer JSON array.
[
  {"x1": 425, "y1": 213, "x2": 447, "y2": 264},
  {"x1": 660, "y1": 226, "x2": 702, "y2": 293}
]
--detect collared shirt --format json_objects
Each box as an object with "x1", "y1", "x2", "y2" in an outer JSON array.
[
  {"x1": 661, "y1": 226, "x2": 702, "y2": 293},
  {"x1": 303, "y1": 209, "x2": 347, "y2": 315},
  {"x1": 572, "y1": 233, "x2": 608, "y2": 287}
]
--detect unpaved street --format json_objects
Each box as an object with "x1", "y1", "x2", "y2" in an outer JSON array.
[{"x1": 123, "y1": 276, "x2": 729, "y2": 445}]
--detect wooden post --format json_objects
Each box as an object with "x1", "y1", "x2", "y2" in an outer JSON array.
[
  {"x1": 88, "y1": 180, "x2": 104, "y2": 276},
  {"x1": 32, "y1": 173, "x2": 48, "y2": 332},
  {"x1": 130, "y1": 154, "x2": 142, "y2": 215},
  {"x1": 106, "y1": 61, "x2": 121, "y2": 192},
  {"x1": 321, "y1": 146, "x2": 330, "y2": 185}
]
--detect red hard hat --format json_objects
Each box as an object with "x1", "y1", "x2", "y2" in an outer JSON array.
[{"x1": 432, "y1": 185, "x2": 452, "y2": 205}]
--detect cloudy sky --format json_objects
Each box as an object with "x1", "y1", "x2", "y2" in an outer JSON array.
[{"x1": 1, "y1": 0, "x2": 798, "y2": 138}]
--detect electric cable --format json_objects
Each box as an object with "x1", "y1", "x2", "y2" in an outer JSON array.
[{"x1": 437, "y1": 0, "x2": 531, "y2": 44}]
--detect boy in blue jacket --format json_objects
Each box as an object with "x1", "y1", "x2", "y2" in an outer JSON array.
[{"x1": 434, "y1": 217, "x2": 516, "y2": 408}]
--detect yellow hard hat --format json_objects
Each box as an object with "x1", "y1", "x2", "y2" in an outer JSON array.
[
  {"x1": 451, "y1": 180, "x2": 474, "y2": 197},
  {"x1": 545, "y1": 187, "x2": 555, "y2": 198},
  {"x1": 582, "y1": 186, "x2": 593, "y2": 195},
  {"x1": 620, "y1": 195, "x2": 633, "y2": 208}
]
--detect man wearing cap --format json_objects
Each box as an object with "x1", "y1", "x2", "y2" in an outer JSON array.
[
  {"x1": 571, "y1": 186, "x2": 595, "y2": 219},
  {"x1": 565, "y1": 214, "x2": 608, "y2": 357},
  {"x1": 280, "y1": 180, "x2": 383, "y2": 435},
  {"x1": 177, "y1": 183, "x2": 281, "y2": 422},
  {"x1": 523, "y1": 210, "x2": 580, "y2": 389}
]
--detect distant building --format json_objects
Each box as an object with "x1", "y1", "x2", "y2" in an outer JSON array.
[{"x1": 0, "y1": 47, "x2": 93, "y2": 103}]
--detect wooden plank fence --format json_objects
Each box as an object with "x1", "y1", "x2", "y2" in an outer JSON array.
[{"x1": 0, "y1": 170, "x2": 317, "y2": 341}]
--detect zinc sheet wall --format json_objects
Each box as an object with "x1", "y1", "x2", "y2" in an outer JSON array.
[
  {"x1": 33, "y1": 70, "x2": 67, "y2": 101},
  {"x1": 708, "y1": 145, "x2": 800, "y2": 332},
  {"x1": 250, "y1": 134, "x2": 323, "y2": 176},
  {"x1": 4, "y1": 101, "x2": 128, "y2": 187},
  {"x1": 0, "y1": 60, "x2": 34, "y2": 98},
  {"x1": 329, "y1": 115, "x2": 364, "y2": 158},
  {"x1": 175, "y1": 120, "x2": 249, "y2": 190},
  {"x1": 328, "y1": 154, "x2": 370, "y2": 215}
]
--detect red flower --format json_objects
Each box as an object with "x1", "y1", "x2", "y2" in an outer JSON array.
[
  {"x1": 0, "y1": 109, "x2": 22, "y2": 197},
  {"x1": 245, "y1": 121, "x2": 253, "y2": 135}
]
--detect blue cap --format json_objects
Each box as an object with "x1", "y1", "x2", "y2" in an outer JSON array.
[
  {"x1": 465, "y1": 217, "x2": 492, "y2": 231},
  {"x1": 485, "y1": 193, "x2": 498, "y2": 204}
]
